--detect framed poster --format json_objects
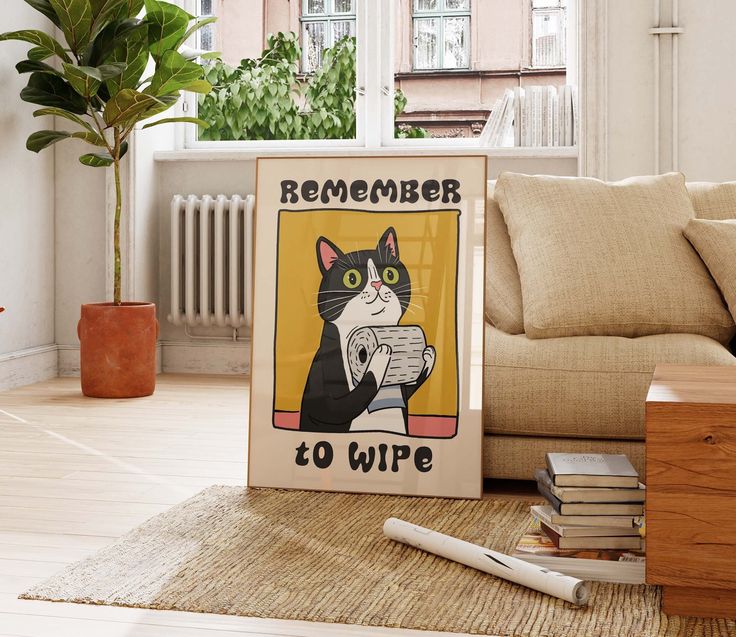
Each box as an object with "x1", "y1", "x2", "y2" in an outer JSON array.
[{"x1": 248, "y1": 156, "x2": 486, "y2": 499}]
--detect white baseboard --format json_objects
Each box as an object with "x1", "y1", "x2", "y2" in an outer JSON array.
[
  {"x1": 57, "y1": 345, "x2": 80, "y2": 377},
  {"x1": 161, "y1": 340, "x2": 250, "y2": 375},
  {"x1": 0, "y1": 345, "x2": 58, "y2": 391}
]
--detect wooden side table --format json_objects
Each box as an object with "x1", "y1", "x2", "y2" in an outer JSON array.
[{"x1": 646, "y1": 365, "x2": 736, "y2": 619}]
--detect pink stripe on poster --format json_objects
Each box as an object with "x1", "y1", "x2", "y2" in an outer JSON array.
[
  {"x1": 273, "y1": 411, "x2": 300, "y2": 430},
  {"x1": 273, "y1": 412, "x2": 457, "y2": 438},
  {"x1": 408, "y1": 416, "x2": 457, "y2": 438}
]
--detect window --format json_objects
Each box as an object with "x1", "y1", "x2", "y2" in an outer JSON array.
[
  {"x1": 301, "y1": 0, "x2": 357, "y2": 72},
  {"x1": 531, "y1": 0, "x2": 566, "y2": 68},
  {"x1": 184, "y1": 1, "x2": 576, "y2": 148},
  {"x1": 412, "y1": 0, "x2": 471, "y2": 71},
  {"x1": 195, "y1": 0, "x2": 216, "y2": 53}
]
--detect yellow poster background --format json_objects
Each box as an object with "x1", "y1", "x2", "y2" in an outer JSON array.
[{"x1": 274, "y1": 208, "x2": 459, "y2": 418}]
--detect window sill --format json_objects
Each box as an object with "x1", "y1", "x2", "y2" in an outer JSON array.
[{"x1": 153, "y1": 146, "x2": 578, "y2": 162}]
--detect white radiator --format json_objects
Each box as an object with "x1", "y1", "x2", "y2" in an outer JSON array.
[{"x1": 168, "y1": 194, "x2": 255, "y2": 329}]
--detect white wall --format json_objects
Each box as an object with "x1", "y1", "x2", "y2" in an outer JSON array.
[
  {"x1": 7, "y1": 0, "x2": 736, "y2": 383},
  {"x1": 54, "y1": 140, "x2": 107, "y2": 363},
  {"x1": 0, "y1": 4, "x2": 58, "y2": 387},
  {"x1": 588, "y1": 0, "x2": 736, "y2": 181}
]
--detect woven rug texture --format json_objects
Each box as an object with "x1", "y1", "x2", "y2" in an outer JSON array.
[{"x1": 21, "y1": 486, "x2": 736, "y2": 637}]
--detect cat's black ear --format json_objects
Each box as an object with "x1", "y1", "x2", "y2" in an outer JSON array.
[
  {"x1": 378, "y1": 227, "x2": 399, "y2": 261},
  {"x1": 316, "y1": 236, "x2": 344, "y2": 274}
]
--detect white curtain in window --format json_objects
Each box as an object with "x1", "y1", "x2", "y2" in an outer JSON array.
[
  {"x1": 332, "y1": 19, "x2": 355, "y2": 44},
  {"x1": 333, "y1": 0, "x2": 354, "y2": 13},
  {"x1": 532, "y1": 8, "x2": 565, "y2": 67},
  {"x1": 414, "y1": 0, "x2": 438, "y2": 12},
  {"x1": 306, "y1": 0, "x2": 326, "y2": 16},
  {"x1": 445, "y1": 0, "x2": 469, "y2": 10},
  {"x1": 414, "y1": 18, "x2": 439, "y2": 69},
  {"x1": 443, "y1": 16, "x2": 469, "y2": 68},
  {"x1": 304, "y1": 21, "x2": 326, "y2": 71}
]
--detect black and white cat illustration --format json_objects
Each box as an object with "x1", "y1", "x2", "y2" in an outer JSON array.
[{"x1": 299, "y1": 227, "x2": 436, "y2": 434}]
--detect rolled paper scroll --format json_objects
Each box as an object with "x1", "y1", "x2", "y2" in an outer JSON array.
[
  {"x1": 384, "y1": 518, "x2": 590, "y2": 606},
  {"x1": 348, "y1": 325, "x2": 427, "y2": 386}
]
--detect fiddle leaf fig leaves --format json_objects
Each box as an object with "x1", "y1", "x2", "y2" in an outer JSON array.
[
  {"x1": 23, "y1": 0, "x2": 62, "y2": 27},
  {"x1": 79, "y1": 151, "x2": 114, "y2": 166},
  {"x1": 141, "y1": 116, "x2": 209, "y2": 130},
  {"x1": 3, "y1": 0, "x2": 215, "y2": 309},
  {"x1": 102, "y1": 25, "x2": 148, "y2": 92},
  {"x1": 26, "y1": 130, "x2": 72, "y2": 152},
  {"x1": 21, "y1": 72, "x2": 87, "y2": 114},
  {"x1": 48, "y1": 0, "x2": 93, "y2": 54},
  {"x1": 63, "y1": 63, "x2": 102, "y2": 97},
  {"x1": 79, "y1": 140, "x2": 127, "y2": 167},
  {"x1": 103, "y1": 88, "x2": 162, "y2": 126},
  {"x1": 0, "y1": 30, "x2": 71, "y2": 63},
  {"x1": 33, "y1": 107, "x2": 98, "y2": 135},
  {"x1": 147, "y1": 50, "x2": 204, "y2": 96},
  {"x1": 16, "y1": 59, "x2": 60, "y2": 76},
  {"x1": 143, "y1": 0, "x2": 192, "y2": 62}
]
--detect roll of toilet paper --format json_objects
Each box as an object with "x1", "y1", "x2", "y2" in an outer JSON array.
[{"x1": 348, "y1": 325, "x2": 427, "y2": 387}]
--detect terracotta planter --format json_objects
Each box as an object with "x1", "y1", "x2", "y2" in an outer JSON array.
[{"x1": 78, "y1": 302, "x2": 159, "y2": 398}]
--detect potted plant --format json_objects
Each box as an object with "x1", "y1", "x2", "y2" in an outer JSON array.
[{"x1": 1, "y1": 0, "x2": 215, "y2": 398}]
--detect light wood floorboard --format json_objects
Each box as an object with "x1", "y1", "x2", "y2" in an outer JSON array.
[{"x1": 0, "y1": 375, "x2": 489, "y2": 637}]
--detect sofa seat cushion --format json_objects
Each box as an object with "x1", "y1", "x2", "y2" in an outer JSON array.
[
  {"x1": 494, "y1": 172, "x2": 736, "y2": 343},
  {"x1": 483, "y1": 324, "x2": 736, "y2": 439},
  {"x1": 685, "y1": 219, "x2": 736, "y2": 321},
  {"x1": 485, "y1": 182, "x2": 524, "y2": 334},
  {"x1": 483, "y1": 434, "x2": 645, "y2": 481}
]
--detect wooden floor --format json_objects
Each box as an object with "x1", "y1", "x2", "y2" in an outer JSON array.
[{"x1": 0, "y1": 375, "x2": 531, "y2": 637}]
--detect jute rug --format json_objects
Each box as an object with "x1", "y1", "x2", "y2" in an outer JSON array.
[{"x1": 21, "y1": 486, "x2": 735, "y2": 636}]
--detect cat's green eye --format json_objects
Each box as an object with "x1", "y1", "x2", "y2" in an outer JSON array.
[
  {"x1": 382, "y1": 267, "x2": 399, "y2": 285},
  {"x1": 343, "y1": 269, "x2": 362, "y2": 289}
]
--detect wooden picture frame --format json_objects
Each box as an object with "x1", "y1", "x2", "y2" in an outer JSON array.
[{"x1": 248, "y1": 156, "x2": 486, "y2": 498}]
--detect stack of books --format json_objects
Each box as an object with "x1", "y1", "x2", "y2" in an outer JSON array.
[
  {"x1": 512, "y1": 453, "x2": 646, "y2": 583},
  {"x1": 479, "y1": 84, "x2": 578, "y2": 148}
]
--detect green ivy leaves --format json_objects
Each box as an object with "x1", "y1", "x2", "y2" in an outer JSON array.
[{"x1": 198, "y1": 33, "x2": 428, "y2": 142}]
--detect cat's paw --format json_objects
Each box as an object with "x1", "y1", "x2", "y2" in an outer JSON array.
[
  {"x1": 422, "y1": 346, "x2": 436, "y2": 377},
  {"x1": 367, "y1": 344, "x2": 392, "y2": 387}
]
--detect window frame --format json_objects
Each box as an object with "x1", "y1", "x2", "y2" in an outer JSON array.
[
  {"x1": 181, "y1": 0, "x2": 367, "y2": 150},
  {"x1": 194, "y1": 0, "x2": 216, "y2": 54},
  {"x1": 530, "y1": 0, "x2": 567, "y2": 69},
  {"x1": 300, "y1": 0, "x2": 357, "y2": 74},
  {"x1": 174, "y1": 0, "x2": 577, "y2": 153},
  {"x1": 411, "y1": 0, "x2": 471, "y2": 71}
]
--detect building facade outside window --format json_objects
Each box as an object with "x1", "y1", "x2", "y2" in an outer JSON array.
[
  {"x1": 301, "y1": 0, "x2": 357, "y2": 72},
  {"x1": 189, "y1": 1, "x2": 572, "y2": 142},
  {"x1": 412, "y1": 0, "x2": 471, "y2": 70},
  {"x1": 531, "y1": 0, "x2": 567, "y2": 68}
]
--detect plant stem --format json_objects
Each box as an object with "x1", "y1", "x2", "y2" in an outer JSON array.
[{"x1": 113, "y1": 127, "x2": 122, "y2": 306}]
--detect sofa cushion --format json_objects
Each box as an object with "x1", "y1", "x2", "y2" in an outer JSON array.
[
  {"x1": 494, "y1": 172, "x2": 735, "y2": 343},
  {"x1": 483, "y1": 435, "x2": 645, "y2": 481},
  {"x1": 687, "y1": 181, "x2": 736, "y2": 220},
  {"x1": 485, "y1": 182, "x2": 524, "y2": 334},
  {"x1": 685, "y1": 219, "x2": 736, "y2": 321},
  {"x1": 483, "y1": 324, "x2": 736, "y2": 439}
]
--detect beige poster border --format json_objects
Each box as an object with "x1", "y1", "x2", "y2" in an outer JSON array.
[{"x1": 248, "y1": 155, "x2": 487, "y2": 499}]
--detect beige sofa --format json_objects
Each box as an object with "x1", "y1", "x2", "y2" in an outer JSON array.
[{"x1": 483, "y1": 179, "x2": 736, "y2": 480}]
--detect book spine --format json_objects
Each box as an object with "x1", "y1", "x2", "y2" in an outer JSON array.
[{"x1": 537, "y1": 479, "x2": 563, "y2": 513}]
